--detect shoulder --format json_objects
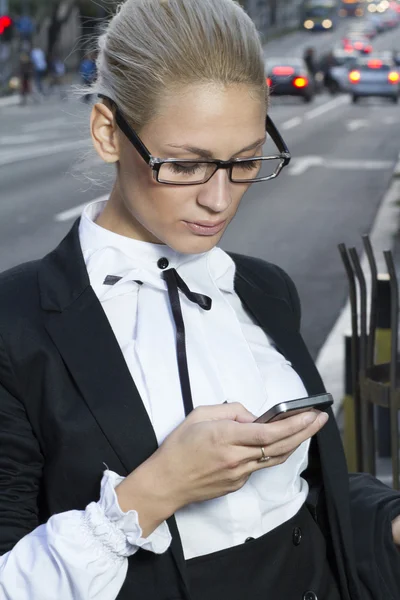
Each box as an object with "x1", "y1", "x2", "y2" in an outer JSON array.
[
  {"x1": 228, "y1": 252, "x2": 301, "y2": 324},
  {"x1": 0, "y1": 260, "x2": 42, "y2": 329}
]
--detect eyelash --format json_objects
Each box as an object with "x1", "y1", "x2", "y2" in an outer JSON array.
[{"x1": 168, "y1": 159, "x2": 260, "y2": 174}]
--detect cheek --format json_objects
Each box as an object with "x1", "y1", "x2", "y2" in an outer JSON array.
[{"x1": 118, "y1": 159, "x2": 194, "y2": 223}]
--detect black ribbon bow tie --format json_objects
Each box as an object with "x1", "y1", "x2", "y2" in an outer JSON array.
[
  {"x1": 104, "y1": 268, "x2": 212, "y2": 417},
  {"x1": 163, "y1": 268, "x2": 212, "y2": 417}
]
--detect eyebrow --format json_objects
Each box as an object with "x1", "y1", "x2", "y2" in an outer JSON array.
[{"x1": 165, "y1": 137, "x2": 267, "y2": 159}]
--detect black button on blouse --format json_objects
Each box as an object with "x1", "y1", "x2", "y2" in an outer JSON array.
[{"x1": 157, "y1": 257, "x2": 169, "y2": 270}]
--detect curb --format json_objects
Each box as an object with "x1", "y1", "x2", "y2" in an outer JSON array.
[{"x1": 315, "y1": 153, "x2": 400, "y2": 416}]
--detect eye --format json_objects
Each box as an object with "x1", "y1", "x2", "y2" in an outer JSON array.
[
  {"x1": 236, "y1": 160, "x2": 260, "y2": 171},
  {"x1": 168, "y1": 162, "x2": 204, "y2": 175}
]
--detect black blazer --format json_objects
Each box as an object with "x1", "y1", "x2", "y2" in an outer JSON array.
[{"x1": 0, "y1": 220, "x2": 399, "y2": 600}]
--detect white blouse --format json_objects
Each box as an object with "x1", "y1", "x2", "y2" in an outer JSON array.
[{"x1": 0, "y1": 200, "x2": 310, "y2": 599}]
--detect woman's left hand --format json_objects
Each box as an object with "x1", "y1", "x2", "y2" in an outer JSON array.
[{"x1": 392, "y1": 515, "x2": 400, "y2": 546}]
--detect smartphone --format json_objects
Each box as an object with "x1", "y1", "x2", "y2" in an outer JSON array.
[{"x1": 253, "y1": 393, "x2": 333, "y2": 424}]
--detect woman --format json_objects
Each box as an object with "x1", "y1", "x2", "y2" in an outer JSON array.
[{"x1": 0, "y1": 0, "x2": 399, "y2": 599}]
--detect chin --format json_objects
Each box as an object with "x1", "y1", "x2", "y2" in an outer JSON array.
[{"x1": 165, "y1": 230, "x2": 224, "y2": 255}]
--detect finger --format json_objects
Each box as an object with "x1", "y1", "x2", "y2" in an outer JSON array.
[
  {"x1": 264, "y1": 412, "x2": 328, "y2": 457},
  {"x1": 230, "y1": 410, "x2": 324, "y2": 447},
  {"x1": 188, "y1": 402, "x2": 256, "y2": 424}
]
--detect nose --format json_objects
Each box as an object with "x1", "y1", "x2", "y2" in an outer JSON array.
[{"x1": 196, "y1": 168, "x2": 233, "y2": 213}]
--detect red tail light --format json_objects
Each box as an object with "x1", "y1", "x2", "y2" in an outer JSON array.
[
  {"x1": 388, "y1": 71, "x2": 400, "y2": 84},
  {"x1": 293, "y1": 77, "x2": 308, "y2": 88},
  {"x1": 368, "y1": 59, "x2": 382, "y2": 68},
  {"x1": 266, "y1": 77, "x2": 272, "y2": 87},
  {"x1": 272, "y1": 66, "x2": 295, "y2": 76},
  {"x1": 349, "y1": 70, "x2": 361, "y2": 83},
  {"x1": 365, "y1": 45, "x2": 372, "y2": 54}
]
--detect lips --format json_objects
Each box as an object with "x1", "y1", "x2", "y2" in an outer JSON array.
[{"x1": 183, "y1": 219, "x2": 227, "y2": 236}]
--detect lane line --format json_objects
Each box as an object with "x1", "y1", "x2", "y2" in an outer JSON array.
[
  {"x1": 279, "y1": 95, "x2": 350, "y2": 132},
  {"x1": 0, "y1": 95, "x2": 19, "y2": 108},
  {"x1": 304, "y1": 96, "x2": 349, "y2": 120},
  {"x1": 346, "y1": 119, "x2": 368, "y2": 132},
  {"x1": 288, "y1": 156, "x2": 393, "y2": 175},
  {"x1": 55, "y1": 194, "x2": 109, "y2": 222},
  {"x1": 288, "y1": 156, "x2": 324, "y2": 175},
  {"x1": 281, "y1": 116, "x2": 303, "y2": 130},
  {"x1": 0, "y1": 139, "x2": 88, "y2": 167},
  {"x1": 23, "y1": 117, "x2": 68, "y2": 133},
  {"x1": 0, "y1": 132, "x2": 66, "y2": 145}
]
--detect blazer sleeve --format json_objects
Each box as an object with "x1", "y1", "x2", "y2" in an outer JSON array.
[
  {"x1": 0, "y1": 335, "x2": 170, "y2": 599},
  {"x1": 348, "y1": 473, "x2": 400, "y2": 600},
  {"x1": 0, "y1": 332, "x2": 43, "y2": 552}
]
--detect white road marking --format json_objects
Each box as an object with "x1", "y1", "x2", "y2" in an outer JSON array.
[
  {"x1": 346, "y1": 119, "x2": 369, "y2": 132},
  {"x1": 278, "y1": 95, "x2": 350, "y2": 132},
  {"x1": 281, "y1": 116, "x2": 303, "y2": 130},
  {"x1": 383, "y1": 116, "x2": 400, "y2": 125},
  {"x1": 0, "y1": 95, "x2": 19, "y2": 107},
  {"x1": 288, "y1": 156, "x2": 324, "y2": 175},
  {"x1": 329, "y1": 159, "x2": 392, "y2": 170},
  {"x1": 288, "y1": 156, "x2": 393, "y2": 175},
  {"x1": 304, "y1": 96, "x2": 349, "y2": 120},
  {"x1": 54, "y1": 194, "x2": 109, "y2": 222},
  {"x1": 0, "y1": 132, "x2": 62, "y2": 145},
  {"x1": 23, "y1": 117, "x2": 68, "y2": 132},
  {"x1": 0, "y1": 139, "x2": 89, "y2": 167}
]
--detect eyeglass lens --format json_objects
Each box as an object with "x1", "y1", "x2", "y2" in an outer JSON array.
[{"x1": 158, "y1": 157, "x2": 283, "y2": 184}]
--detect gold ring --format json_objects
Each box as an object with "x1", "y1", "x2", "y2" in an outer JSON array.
[{"x1": 259, "y1": 447, "x2": 271, "y2": 463}]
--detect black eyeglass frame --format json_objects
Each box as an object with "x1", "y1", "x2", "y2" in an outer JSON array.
[{"x1": 98, "y1": 94, "x2": 291, "y2": 185}]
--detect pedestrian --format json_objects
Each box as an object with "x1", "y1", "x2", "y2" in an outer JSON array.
[
  {"x1": 304, "y1": 46, "x2": 317, "y2": 77},
  {"x1": 30, "y1": 44, "x2": 47, "y2": 97},
  {"x1": 48, "y1": 54, "x2": 67, "y2": 100},
  {"x1": 0, "y1": 1, "x2": 400, "y2": 599},
  {"x1": 18, "y1": 44, "x2": 33, "y2": 106},
  {"x1": 79, "y1": 51, "x2": 97, "y2": 103}
]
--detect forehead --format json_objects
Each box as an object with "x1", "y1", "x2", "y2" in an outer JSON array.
[{"x1": 141, "y1": 83, "x2": 266, "y2": 152}]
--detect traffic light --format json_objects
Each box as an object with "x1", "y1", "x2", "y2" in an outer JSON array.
[{"x1": 0, "y1": 15, "x2": 14, "y2": 42}]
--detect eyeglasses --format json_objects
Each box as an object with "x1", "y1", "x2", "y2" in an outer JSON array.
[{"x1": 98, "y1": 94, "x2": 291, "y2": 185}]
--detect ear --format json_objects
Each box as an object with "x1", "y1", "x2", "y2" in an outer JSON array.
[{"x1": 90, "y1": 103, "x2": 120, "y2": 163}]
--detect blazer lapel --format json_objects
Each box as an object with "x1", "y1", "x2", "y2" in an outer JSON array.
[{"x1": 38, "y1": 221, "x2": 188, "y2": 588}]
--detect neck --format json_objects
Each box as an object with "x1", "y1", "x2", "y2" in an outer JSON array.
[{"x1": 96, "y1": 186, "x2": 163, "y2": 244}]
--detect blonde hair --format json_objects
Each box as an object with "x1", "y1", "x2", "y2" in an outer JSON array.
[{"x1": 93, "y1": 0, "x2": 267, "y2": 130}]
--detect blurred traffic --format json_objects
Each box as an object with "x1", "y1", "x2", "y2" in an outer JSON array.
[{"x1": 267, "y1": 0, "x2": 400, "y2": 103}]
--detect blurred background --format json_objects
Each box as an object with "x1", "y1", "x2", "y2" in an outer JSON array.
[{"x1": 1, "y1": 0, "x2": 400, "y2": 364}]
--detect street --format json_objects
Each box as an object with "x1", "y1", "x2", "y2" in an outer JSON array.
[{"x1": 1, "y1": 20, "x2": 400, "y2": 358}]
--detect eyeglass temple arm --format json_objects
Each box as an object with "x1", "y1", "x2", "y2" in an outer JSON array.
[
  {"x1": 98, "y1": 94, "x2": 152, "y2": 164},
  {"x1": 266, "y1": 115, "x2": 290, "y2": 163}
]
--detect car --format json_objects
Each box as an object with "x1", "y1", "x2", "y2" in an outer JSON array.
[
  {"x1": 343, "y1": 35, "x2": 373, "y2": 54},
  {"x1": 348, "y1": 56, "x2": 400, "y2": 103},
  {"x1": 265, "y1": 58, "x2": 315, "y2": 102},
  {"x1": 319, "y1": 49, "x2": 358, "y2": 93}
]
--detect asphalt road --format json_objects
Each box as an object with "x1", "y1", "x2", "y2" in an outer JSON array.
[{"x1": 1, "y1": 20, "x2": 400, "y2": 358}]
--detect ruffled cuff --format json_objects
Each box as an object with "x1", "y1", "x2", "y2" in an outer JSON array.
[{"x1": 83, "y1": 470, "x2": 172, "y2": 559}]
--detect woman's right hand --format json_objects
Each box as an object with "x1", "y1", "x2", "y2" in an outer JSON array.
[{"x1": 116, "y1": 402, "x2": 328, "y2": 537}]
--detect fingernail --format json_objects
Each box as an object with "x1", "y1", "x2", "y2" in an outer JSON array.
[
  {"x1": 302, "y1": 412, "x2": 318, "y2": 426},
  {"x1": 318, "y1": 412, "x2": 329, "y2": 425}
]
